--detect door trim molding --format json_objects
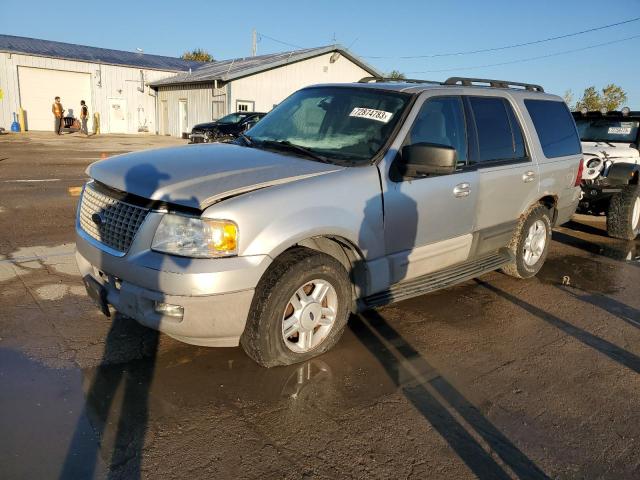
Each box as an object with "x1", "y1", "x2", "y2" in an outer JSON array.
[{"x1": 388, "y1": 233, "x2": 473, "y2": 284}]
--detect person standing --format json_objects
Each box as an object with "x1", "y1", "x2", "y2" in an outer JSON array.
[
  {"x1": 80, "y1": 100, "x2": 89, "y2": 136},
  {"x1": 52, "y1": 96, "x2": 64, "y2": 135}
]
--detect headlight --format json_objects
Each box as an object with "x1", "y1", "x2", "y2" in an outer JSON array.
[{"x1": 151, "y1": 214, "x2": 238, "y2": 258}]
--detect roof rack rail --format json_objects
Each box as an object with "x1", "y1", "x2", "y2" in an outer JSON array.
[
  {"x1": 444, "y1": 77, "x2": 544, "y2": 92},
  {"x1": 358, "y1": 76, "x2": 441, "y2": 85}
]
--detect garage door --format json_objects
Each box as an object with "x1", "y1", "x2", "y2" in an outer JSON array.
[{"x1": 18, "y1": 67, "x2": 92, "y2": 131}]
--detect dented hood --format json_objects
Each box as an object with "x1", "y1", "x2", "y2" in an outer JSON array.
[{"x1": 88, "y1": 143, "x2": 342, "y2": 210}]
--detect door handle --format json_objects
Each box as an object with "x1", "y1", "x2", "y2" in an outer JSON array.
[
  {"x1": 522, "y1": 170, "x2": 536, "y2": 183},
  {"x1": 453, "y1": 183, "x2": 470, "y2": 198}
]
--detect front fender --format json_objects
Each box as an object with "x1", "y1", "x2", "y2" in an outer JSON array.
[
  {"x1": 604, "y1": 162, "x2": 640, "y2": 186},
  {"x1": 202, "y1": 165, "x2": 384, "y2": 260}
]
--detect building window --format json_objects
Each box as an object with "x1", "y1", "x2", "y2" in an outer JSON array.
[{"x1": 236, "y1": 100, "x2": 255, "y2": 112}]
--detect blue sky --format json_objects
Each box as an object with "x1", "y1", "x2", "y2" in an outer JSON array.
[{"x1": 3, "y1": 0, "x2": 640, "y2": 106}]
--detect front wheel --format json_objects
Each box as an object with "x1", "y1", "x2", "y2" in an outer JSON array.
[
  {"x1": 502, "y1": 204, "x2": 552, "y2": 279},
  {"x1": 607, "y1": 185, "x2": 640, "y2": 240},
  {"x1": 240, "y1": 247, "x2": 352, "y2": 367}
]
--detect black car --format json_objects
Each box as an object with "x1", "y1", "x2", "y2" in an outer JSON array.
[{"x1": 189, "y1": 112, "x2": 266, "y2": 143}]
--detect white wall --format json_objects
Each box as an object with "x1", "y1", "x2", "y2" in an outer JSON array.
[
  {"x1": 0, "y1": 52, "x2": 178, "y2": 133},
  {"x1": 230, "y1": 52, "x2": 372, "y2": 113},
  {"x1": 156, "y1": 83, "x2": 227, "y2": 138}
]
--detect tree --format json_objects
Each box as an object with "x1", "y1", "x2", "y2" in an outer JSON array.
[
  {"x1": 563, "y1": 89, "x2": 574, "y2": 108},
  {"x1": 181, "y1": 49, "x2": 215, "y2": 62},
  {"x1": 388, "y1": 70, "x2": 406, "y2": 79},
  {"x1": 601, "y1": 84, "x2": 627, "y2": 111},
  {"x1": 574, "y1": 84, "x2": 627, "y2": 112},
  {"x1": 575, "y1": 86, "x2": 602, "y2": 111}
]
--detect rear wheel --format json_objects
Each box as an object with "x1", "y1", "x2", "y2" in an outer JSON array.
[
  {"x1": 502, "y1": 204, "x2": 552, "y2": 279},
  {"x1": 607, "y1": 185, "x2": 640, "y2": 240},
  {"x1": 240, "y1": 247, "x2": 351, "y2": 367}
]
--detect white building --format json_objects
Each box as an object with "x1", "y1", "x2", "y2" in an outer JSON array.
[
  {"x1": 0, "y1": 35, "x2": 381, "y2": 137},
  {"x1": 150, "y1": 46, "x2": 381, "y2": 138},
  {"x1": 0, "y1": 34, "x2": 202, "y2": 134}
]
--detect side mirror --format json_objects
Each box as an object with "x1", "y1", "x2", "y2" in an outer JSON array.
[{"x1": 401, "y1": 143, "x2": 458, "y2": 177}]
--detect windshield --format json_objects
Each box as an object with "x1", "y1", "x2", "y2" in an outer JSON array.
[
  {"x1": 218, "y1": 113, "x2": 249, "y2": 124},
  {"x1": 245, "y1": 86, "x2": 411, "y2": 164},
  {"x1": 575, "y1": 118, "x2": 640, "y2": 143}
]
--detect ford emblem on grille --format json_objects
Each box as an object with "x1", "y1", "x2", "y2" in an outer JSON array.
[{"x1": 91, "y1": 212, "x2": 105, "y2": 226}]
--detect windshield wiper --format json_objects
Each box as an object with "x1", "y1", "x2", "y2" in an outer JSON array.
[
  {"x1": 258, "y1": 140, "x2": 332, "y2": 163},
  {"x1": 238, "y1": 132, "x2": 253, "y2": 146}
]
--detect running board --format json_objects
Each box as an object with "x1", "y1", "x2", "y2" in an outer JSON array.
[{"x1": 363, "y1": 250, "x2": 513, "y2": 308}]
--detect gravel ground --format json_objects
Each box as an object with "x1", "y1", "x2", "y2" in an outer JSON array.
[{"x1": 1, "y1": 132, "x2": 639, "y2": 479}]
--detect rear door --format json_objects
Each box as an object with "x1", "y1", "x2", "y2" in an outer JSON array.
[
  {"x1": 467, "y1": 95, "x2": 539, "y2": 237},
  {"x1": 382, "y1": 94, "x2": 478, "y2": 284}
]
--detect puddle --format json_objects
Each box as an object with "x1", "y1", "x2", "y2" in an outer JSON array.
[
  {"x1": 0, "y1": 318, "x2": 403, "y2": 478},
  {"x1": 552, "y1": 230, "x2": 640, "y2": 264},
  {"x1": 0, "y1": 348, "x2": 107, "y2": 479},
  {"x1": 538, "y1": 254, "x2": 626, "y2": 293}
]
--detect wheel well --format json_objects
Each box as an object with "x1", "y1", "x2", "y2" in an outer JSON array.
[
  {"x1": 293, "y1": 236, "x2": 366, "y2": 304},
  {"x1": 538, "y1": 195, "x2": 558, "y2": 225}
]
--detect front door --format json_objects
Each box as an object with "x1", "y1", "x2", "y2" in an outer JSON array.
[
  {"x1": 178, "y1": 99, "x2": 188, "y2": 137},
  {"x1": 108, "y1": 98, "x2": 127, "y2": 133},
  {"x1": 382, "y1": 95, "x2": 478, "y2": 284}
]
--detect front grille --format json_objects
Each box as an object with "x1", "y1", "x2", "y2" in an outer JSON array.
[{"x1": 78, "y1": 183, "x2": 150, "y2": 254}]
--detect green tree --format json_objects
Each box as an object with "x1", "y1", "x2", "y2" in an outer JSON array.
[
  {"x1": 575, "y1": 86, "x2": 602, "y2": 111},
  {"x1": 388, "y1": 70, "x2": 406, "y2": 79},
  {"x1": 181, "y1": 49, "x2": 215, "y2": 62},
  {"x1": 574, "y1": 84, "x2": 627, "y2": 111},
  {"x1": 601, "y1": 84, "x2": 627, "y2": 111}
]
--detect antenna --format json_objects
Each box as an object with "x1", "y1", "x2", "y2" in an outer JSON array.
[{"x1": 252, "y1": 29, "x2": 257, "y2": 57}]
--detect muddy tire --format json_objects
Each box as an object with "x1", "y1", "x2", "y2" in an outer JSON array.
[
  {"x1": 240, "y1": 247, "x2": 351, "y2": 368},
  {"x1": 606, "y1": 185, "x2": 640, "y2": 240},
  {"x1": 502, "y1": 204, "x2": 552, "y2": 279}
]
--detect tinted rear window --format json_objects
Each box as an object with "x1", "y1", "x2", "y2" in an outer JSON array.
[
  {"x1": 469, "y1": 97, "x2": 527, "y2": 162},
  {"x1": 525, "y1": 100, "x2": 581, "y2": 158}
]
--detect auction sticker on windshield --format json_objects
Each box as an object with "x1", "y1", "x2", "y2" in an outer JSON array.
[
  {"x1": 349, "y1": 107, "x2": 393, "y2": 123},
  {"x1": 608, "y1": 126, "x2": 632, "y2": 135}
]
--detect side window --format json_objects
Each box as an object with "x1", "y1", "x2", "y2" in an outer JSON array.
[
  {"x1": 524, "y1": 99, "x2": 581, "y2": 158},
  {"x1": 469, "y1": 97, "x2": 527, "y2": 163},
  {"x1": 406, "y1": 96, "x2": 467, "y2": 163}
]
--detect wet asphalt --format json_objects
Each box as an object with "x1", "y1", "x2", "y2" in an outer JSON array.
[{"x1": 1, "y1": 132, "x2": 639, "y2": 480}]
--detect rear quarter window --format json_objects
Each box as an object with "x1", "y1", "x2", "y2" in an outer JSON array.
[{"x1": 524, "y1": 100, "x2": 581, "y2": 158}]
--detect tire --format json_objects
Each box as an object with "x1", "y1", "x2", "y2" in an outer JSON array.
[
  {"x1": 502, "y1": 204, "x2": 552, "y2": 279},
  {"x1": 606, "y1": 185, "x2": 640, "y2": 240},
  {"x1": 240, "y1": 247, "x2": 352, "y2": 368}
]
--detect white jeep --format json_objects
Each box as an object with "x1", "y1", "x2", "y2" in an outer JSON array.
[{"x1": 573, "y1": 109, "x2": 640, "y2": 239}]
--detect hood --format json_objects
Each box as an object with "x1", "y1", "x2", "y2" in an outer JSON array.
[
  {"x1": 192, "y1": 121, "x2": 221, "y2": 130},
  {"x1": 88, "y1": 143, "x2": 343, "y2": 210},
  {"x1": 581, "y1": 141, "x2": 640, "y2": 160}
]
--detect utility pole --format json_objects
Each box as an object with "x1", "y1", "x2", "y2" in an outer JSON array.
[{"x1": 252, "y1": 29, "x2": 257, "y2": 57}]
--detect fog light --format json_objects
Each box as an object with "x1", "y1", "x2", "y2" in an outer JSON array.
[{"x1": 154, "y1": 301, "x2": 184, "y2": 318}]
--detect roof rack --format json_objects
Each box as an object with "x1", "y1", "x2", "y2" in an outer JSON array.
[
  {"x1": 358, "y1": 76, "x2": 441, "y2": 85},
  {"x1": 444, "y1": 77, "x2": 544, "y2": 92}
]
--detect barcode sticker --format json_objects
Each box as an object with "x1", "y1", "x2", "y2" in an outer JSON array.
[{"x1": 349, "y1": 107, "x2": 393, "y2": 123}]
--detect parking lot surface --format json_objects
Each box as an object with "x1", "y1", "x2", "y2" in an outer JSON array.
[{"x1": 1, "y1": 132, "x2": 639, "y2": 479}]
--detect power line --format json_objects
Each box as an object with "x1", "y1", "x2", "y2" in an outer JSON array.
[
  {"x1": 257, "y1": 33, "x2": 306, "y2": 50},
  {"x1": 406, "y1": 33, "x2": 640, "y2": 73},
  {"x1": 362, "y1": 16, "x2": 640, "y2": 59}
]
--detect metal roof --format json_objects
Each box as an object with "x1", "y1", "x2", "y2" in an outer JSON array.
[
  {"x1": 149, "y1": 45, "x2": 382, "y2": 87},
  {"x1": 0, "y1": 34, "x2": 203, "y2": 72}
]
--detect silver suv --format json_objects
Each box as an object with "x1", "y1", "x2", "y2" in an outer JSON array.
[{"x1": 76, "y1": 77, "x2": 583, "y2": 367}]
